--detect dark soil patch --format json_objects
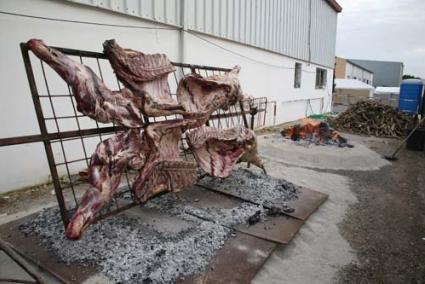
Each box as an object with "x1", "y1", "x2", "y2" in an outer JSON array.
[{"x1": 336, "y1": 139, "x2": 425, "y2": 283}]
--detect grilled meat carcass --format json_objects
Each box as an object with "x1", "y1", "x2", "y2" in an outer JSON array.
[
  {"x1": 27, "y1": 39, "x2": 266, "y2": 240},
  {"x1": 104, "y1": 40, "x2": 186, "y2": 117},
  {"x1": 186, "y1": 126, "x2": 266, "y2": 178},
  {"x1": 66, "y1": 129, "x2": 146, "y2": 239},
  {"x1": 27, "y1": 39, "x2": 145, "y2": 128}
]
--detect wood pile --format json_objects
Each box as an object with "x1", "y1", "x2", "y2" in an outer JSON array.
[{"x1": 330, "y1": 101, "x2": 411, "y2": 137}]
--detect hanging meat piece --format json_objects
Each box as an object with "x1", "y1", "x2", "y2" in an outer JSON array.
[
  {"x1": 176, "y1": 66, "x2": 244, "y2": 116},
  {"x1": 103, "y1": 40, "x2": 186, "y2": 117},
  {"x1": 27, "y1": 39, "x2": 145, "y2": 128},
  {"x1": 186, "y1": 126, "x2": 266, "y2": 178},
  {"x1": 66, "y1": 120, "x2": 198, "y2": 239},
  {"x1": 65, "y1": 129, "x2": 146, "y2": 240},
  {"x1": 132, "y1": 119, "x2": 198, "y2": 203}
]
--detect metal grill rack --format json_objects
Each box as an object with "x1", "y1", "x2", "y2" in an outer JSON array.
[{"x1": 0, "y1": 43, "x2": 271, "y2": 228}]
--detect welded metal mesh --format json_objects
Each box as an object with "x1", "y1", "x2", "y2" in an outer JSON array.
[{"x1": 21, "y1": 43, "x2": 268, "y2": 227}]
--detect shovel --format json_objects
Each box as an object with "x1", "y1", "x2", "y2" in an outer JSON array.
[{"x1": 384, "y1": 117, "x2": 425, "y2": 161}]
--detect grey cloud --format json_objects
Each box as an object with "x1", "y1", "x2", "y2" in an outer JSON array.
[{"x1": 336, "y1": 0, "x2": 425, "y2": 78}]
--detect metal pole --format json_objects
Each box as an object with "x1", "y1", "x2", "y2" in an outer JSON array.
[{"x1": 21, "y1": 43, "x2": 69, "y2": 227}]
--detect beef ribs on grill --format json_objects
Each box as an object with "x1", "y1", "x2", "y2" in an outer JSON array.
[
  {"x1": 103, "y1": 40, "x2": 186, "y2": 117},
  {"x1": 132, "y1": 119, "x2": 198, "y2": 203},
  {"x1": 27, "y1": 39, "x2": 145, "y2": 128}
]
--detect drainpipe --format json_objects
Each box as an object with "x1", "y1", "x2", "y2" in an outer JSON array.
[{"x1": 179, "y1": 0, "x2": 187, "y2": 66}]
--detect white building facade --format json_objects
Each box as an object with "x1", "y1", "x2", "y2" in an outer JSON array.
[
  {"x1": 335, "y1": 57, "x2": 374, "y2": 85},
  {"x1": 0, "y1": 0, "x2": 341, "y2": 192}
]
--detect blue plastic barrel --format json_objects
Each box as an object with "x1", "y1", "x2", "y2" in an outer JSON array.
[{"x1": 399, "y1": 79, "x2": 424, "y2": 115}]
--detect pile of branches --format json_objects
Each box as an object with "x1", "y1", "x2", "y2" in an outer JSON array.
[{"x1": 330, "y1": 101, "x2": 411, "y2": 137}]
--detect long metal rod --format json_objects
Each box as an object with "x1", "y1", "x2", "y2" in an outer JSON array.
[
  {"x1": 46, "y1": 45, "x2": 232, "y2": 72},
  {"x1": 20, "y1": 43, "x2": 70, "y2": 226},
  {"x1": 0, "y1": 126, "x2": 123, "y2": 147},
  {"x1": 0, "y1": 239, "x2": 44, "y2": 284}
]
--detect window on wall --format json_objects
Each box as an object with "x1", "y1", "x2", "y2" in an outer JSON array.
[
  {"x1": 315, "y1": 68, "x2": 327, "y2": 89},
  {"x1": 294, "y1": 62, "x2": 302, "y2": 88}
]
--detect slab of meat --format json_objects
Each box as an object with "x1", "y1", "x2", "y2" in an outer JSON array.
[
  {"x1": 132, "y1": 120, "x2": 198, "y2": 202},
  {"x1": 104, "y1": 40, "x2": 186, "y2": 117},
  {"x1": 66, "y1": 129, "x2": 146, "y2": 239},
  {"x1": 186, "y1": 126, "x2": 265, "y2": 178},
  {"x1": 176, "y1": 66, "x2": 244, "y2": 116},
  {"x1": 27, "y1": 39, "x2": 145, "y2": 128}
]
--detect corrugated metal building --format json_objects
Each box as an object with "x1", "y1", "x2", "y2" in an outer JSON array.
[
  {"x1": 335, "y1": 57, "x2": 374, "y2": 85},
  {"x1": 0, "y1": 0, "x2": 341, "y2": 192},
  {"x1": 348, "y1": 59, "x2": 404, "y2": 87}
]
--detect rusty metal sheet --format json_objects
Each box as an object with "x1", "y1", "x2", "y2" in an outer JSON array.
[
  {"x1": 198, "y1": 184, "x2": 328, "y2": 221},
  {"x1": 235, "y1": 215, "x2": 304, "y2": 245},
  {"x1": 179, "y1": 186, "x2": 305, "y2": 245},
  {"x1": 0, "y1": 215, "x2": 96, "y2": 283},
  {"x1": 285, "y1": 186, "x2": 328, "y2": 220},
  {"x1": 179, "y1": 232, "x2": 278, "y2": 284}
]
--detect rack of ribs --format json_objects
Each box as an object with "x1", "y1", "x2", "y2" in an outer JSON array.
[{"x1": 103, "y1": 39, "x2": 186, "y2": 117}]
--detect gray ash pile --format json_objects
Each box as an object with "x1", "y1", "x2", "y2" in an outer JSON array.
[
  {"x1": 19, "y1": 208, "x2": 229, "y2": 283},
  {"x1": 330, "y1": 101, "x2": 411, "y2": 137},
  {"x1": 198, "y1": 168, "x2": 299, "y2": 205},
  {"x1": 147, "y1": 194, "x2": 263, "y2": 228}
]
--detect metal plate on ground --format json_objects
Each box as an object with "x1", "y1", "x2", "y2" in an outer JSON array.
[
  {"x1": 235, "y1": 215, "x2": 303, "y2": 244},
  {"x1": 286, "y1": 186, "x2": 328, "y2": 220},
  {"x1": 178, "y1": 186, "x2": 305, "y2": 244},
  {"x1": 0, "y1": 215, "x2": 96, "y2": 283},
  {"x1": 179, "y1": 232, "x2": 277, "y2": 284},
  {"x1": 198, "y1": 184, "x2": 328, "y2": 221}
]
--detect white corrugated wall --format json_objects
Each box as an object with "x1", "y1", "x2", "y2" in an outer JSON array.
[
  {"x1": 0, "y1": 0, "x2": 337, "y2": 192},
  {"x1": 65, "y1": 0, "x2": 338, "y2": 67}
]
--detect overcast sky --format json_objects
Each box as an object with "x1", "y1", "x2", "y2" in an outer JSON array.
[{"x1": 336, "y1": 0, "x2": 425, "y2": 78}]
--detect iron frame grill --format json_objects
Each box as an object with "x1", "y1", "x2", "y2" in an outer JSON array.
[{"x1": 0, "y1": 43, "x2": 269, "y2": 228}]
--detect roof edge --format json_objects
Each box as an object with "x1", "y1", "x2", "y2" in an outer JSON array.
[
  {"x1": 346, "y1": 59, "x2": 374, "y2": 74},
  {"x1": 325, "y1": 0, "x2": 342, "y2": 13}
]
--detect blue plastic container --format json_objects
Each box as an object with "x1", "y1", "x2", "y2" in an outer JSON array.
[{"x1": 399, "y1": 79, "x2": 424, "y2": 115}]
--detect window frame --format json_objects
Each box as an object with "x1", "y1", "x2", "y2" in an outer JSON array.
[
  {"x1": 294, "y1": 62, "x2": 302, "y2": 88},
  {"x1": 315, "y1": 68, "x2": 327, "y2": 89}
]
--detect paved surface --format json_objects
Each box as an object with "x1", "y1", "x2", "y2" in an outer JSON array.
[{"x1": 1, "y1": 133, "x2": 424, "y2": 283}]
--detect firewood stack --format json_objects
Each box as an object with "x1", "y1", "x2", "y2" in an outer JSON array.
[{"x1": 330, "y1": 101, "x2": 411, "y2": 137}]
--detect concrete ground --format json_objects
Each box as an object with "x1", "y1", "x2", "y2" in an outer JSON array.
[{"x1": 1, "y1": 132, "x2": 424, "y2": 283}]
